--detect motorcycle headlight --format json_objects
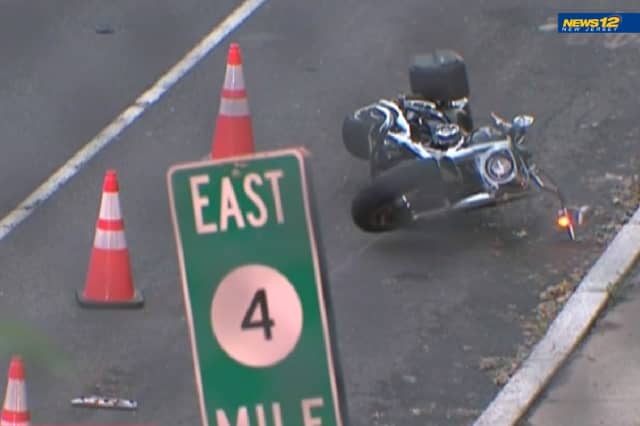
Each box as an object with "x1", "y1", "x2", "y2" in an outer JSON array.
[{"x1": 485, "y1": 151, "x2": 515, "y2": 183}]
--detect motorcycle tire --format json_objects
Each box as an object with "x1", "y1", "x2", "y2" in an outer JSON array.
[
  {"x1": 351, "y1": 159, "x2": 445, "y2": 232},
  {"x1": 409, "y1": 49, "x2": 470, "y2": 101},
  {"x1": 341, "y1": 109, "x2": 385, "y2": 160}
]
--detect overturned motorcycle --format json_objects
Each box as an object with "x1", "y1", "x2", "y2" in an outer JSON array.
[{"x1": 342, "y1": 50, "x2": 586, "y2": 240}]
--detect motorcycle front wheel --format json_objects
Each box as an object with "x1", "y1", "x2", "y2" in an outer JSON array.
[{"x1": 351, "y1": 159, "x2": 445, "y2": 232}]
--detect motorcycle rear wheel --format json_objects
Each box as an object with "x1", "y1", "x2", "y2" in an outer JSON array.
[{"x1": 351, "y1": 159, "x2": 445, "y2": 232}]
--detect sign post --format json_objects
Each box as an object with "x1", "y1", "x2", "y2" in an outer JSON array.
[{"x1": 167, "y1": 148, "x2": 347, "y2": 426}]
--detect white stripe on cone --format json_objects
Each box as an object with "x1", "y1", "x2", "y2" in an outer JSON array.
[
  {"x1": 223, "y1": 65, "x2": 246, "y2": 89},
  {"x1": 93, "y1": 229, "x2": 127, "y2": 250},
  {"x1": 219, "y1": 98, "x2": 250, "y2": 116},
  {"x1": 98, "y1": 193, "x2": 122, "y2": 221},
  {"x1": 2, "y1": 379, "x2": 29, "y2": 426}
]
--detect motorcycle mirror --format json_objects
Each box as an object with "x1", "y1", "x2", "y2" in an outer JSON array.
[
  {"x1": 512, "y1": 114, "x2": 535, "y2": 131},
  {"x1": 511, "y1": 114, "x2": 535, "y2": 145}
]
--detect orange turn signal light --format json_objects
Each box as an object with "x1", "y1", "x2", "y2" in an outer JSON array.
[{"x1": 557, "y1": 215, "x2": 571, "y2": 228}]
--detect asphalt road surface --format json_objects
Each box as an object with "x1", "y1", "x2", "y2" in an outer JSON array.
[{"x1": 1, "y1": 1, "x2": 639, "y2": 425}]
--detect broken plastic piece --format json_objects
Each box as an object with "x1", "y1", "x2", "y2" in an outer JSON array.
[
  {"x1": 71, "y1": 395, "x2": 137, "y2": 410},
  {"x1": 576, "y1": 205, "x2": 590, "y2": 225}
]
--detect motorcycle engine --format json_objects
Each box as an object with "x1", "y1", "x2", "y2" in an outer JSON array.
[{"x1": 432, "y1": 123, "x2": 463, "y2": 149}]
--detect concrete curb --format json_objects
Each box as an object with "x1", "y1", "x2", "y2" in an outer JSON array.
[{"x1": 473, "y1": 206, "x2": 640, "y2": 426}]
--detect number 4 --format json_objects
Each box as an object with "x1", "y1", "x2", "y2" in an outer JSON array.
[{"x1": 241, "y1": 289, "x2": 275, "y2": 340}]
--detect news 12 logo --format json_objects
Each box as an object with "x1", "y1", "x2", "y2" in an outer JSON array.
[{"x1": 558, "y1": 13, "x2": 640, "y2": 33}]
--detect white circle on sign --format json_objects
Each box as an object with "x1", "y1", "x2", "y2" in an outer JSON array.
[{"x1": 210, "y1": 264, "x2": 303, "y2": 368}]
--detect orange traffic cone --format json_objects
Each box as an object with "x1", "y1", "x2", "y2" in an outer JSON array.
[
  {"x1": 1, "y1": 356, "x2": 30, "y2": 426},
  {"x1": 210, "y1": 42, "x2": 255, "y2": 159},
  {"x1": 77, "y1": 170, "x2": 143, "y2": 309}
]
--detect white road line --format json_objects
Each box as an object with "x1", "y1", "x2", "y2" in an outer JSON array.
[{"x1": 0, "y1": 0, "x2": 268, "y2": 241}]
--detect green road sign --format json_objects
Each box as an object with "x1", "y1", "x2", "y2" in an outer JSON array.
[{"x1": 167, "y1": 148, "x2": 347, "y2": 426}]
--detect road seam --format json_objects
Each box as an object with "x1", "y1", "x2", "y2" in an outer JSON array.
[
  {"x1": 473, "y1": 206, "x2": 640, "y2": 426},
  {"x1": 0, "y1": 0, "x2": 268, "y2": 242}
]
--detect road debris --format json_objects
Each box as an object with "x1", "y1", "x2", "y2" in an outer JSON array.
[
  {"x1": 514, "y1": 228, "x2": 528, "y2": 238},
  {"x1": 478, "y1": 356, "x2": 502, "y2": 371},
  {"x1": 539, "y1": 279, "x2": 576, "y2": 304},
  {"x1": 71, "y1": 395, "x2": 137, "y2": 410},
  {"x1": 537, "y1": 17, "x2": 557, "y2": 32},
  {"x1": 95, "y1": 24, "x2": 115, "y2": 35},
  {"x1": 401, "y1": 374, "x2": 417, "y2": 384}
]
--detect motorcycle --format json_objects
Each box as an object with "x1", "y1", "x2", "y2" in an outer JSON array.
[{"x1": 342, "y1": 97, "x2": 582, "y2": 240}]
